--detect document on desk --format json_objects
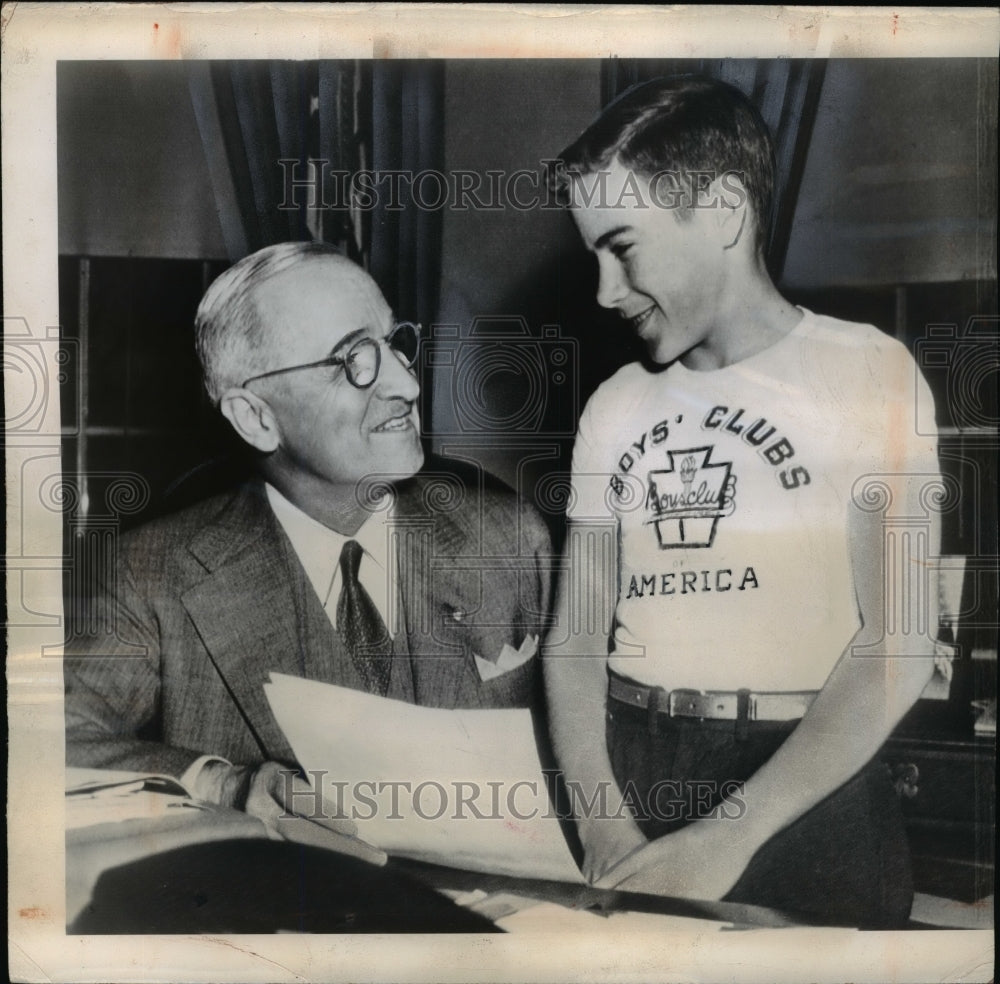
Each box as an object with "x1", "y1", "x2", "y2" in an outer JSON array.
[
  {"x1": 65, "y1": 767, "x2": 196, "y2": 829},
  {"x1": 264, "y1": 673, "x2": 586, "y2": 884}
]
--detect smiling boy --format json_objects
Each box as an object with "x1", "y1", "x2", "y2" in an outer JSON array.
[{"x1": 543, "y1": 77, "x2": 944, "y2": 926}]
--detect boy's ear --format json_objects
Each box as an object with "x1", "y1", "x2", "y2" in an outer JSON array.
[
  {"x1": 712, "y1": 173, "x2": 749, "y2": 251},
  {"x1": 219, "y1": 388, "x2": 281, "y2": 453}
]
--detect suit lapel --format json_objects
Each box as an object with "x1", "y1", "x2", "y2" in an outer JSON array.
[
  {"x1": 181, "y1": 484, "x2": 329, "y2": 761},
  {"x1": 394, "y1": 479, "x2": 481, "y2": 707},
  {"x1": 180, "y1": 478, "x2": 512, "y2": 732}
]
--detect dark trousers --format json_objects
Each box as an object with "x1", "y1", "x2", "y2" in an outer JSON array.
[{"x1": 606, "y1": 692, "x2": 914, "y2": 928}]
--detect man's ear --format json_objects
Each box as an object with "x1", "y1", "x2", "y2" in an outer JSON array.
[{"x1": 219, "y1": 388, "x2": 281, "y2": 453}]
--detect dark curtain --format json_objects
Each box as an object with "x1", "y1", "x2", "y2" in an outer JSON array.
[
  {"x1": 189, "y1": 61, "x2": 320, "y2": 258},
  {"x1": 188, "y1": 58, "x2": 445, "y2": 296},
  {"x1": 601, "y1": 59, "x2": 826, "y2": 282},
  {"x1": 179, "y1": 60, "x2": 444, "y2": 503},
  {"x1": 369, "y1": 60, "x2": 446, "y2": 330}
]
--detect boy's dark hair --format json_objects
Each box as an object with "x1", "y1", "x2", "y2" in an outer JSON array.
[{"x1": 552, "y1": 76, "x2": 776, "y2": 256}]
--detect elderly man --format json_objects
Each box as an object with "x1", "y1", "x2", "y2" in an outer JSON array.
[
  {"x1": 543, "y1": 77, "x2": 944, "y2": 926},
  {"x1": 65, "y1": 242, "x2": 552, "y2": 851}
]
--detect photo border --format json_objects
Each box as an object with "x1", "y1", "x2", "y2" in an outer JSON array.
[{"x1": 5, "y1": 5, "x2": 997, "y2": 982}]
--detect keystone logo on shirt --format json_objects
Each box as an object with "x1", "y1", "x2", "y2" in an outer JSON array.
[{"x1": 645, "y1": 446, "x2": 736, "y2": 549}]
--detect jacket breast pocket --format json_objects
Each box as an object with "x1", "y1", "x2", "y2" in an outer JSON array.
[{"x1": 472, "y1": 641, "x2": 540, "y2": 709}]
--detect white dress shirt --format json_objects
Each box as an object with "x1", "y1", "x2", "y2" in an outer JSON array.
[{"x1": 265, "y1": 482, "x2": 396, "y2": 637}]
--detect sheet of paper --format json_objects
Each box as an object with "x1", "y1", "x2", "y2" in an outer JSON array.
[
  {"x1": 265, "y1": 673, "x2": 585, "y2": 884},
  {"x1": 65, "y1": 768, "x2": 198, "y2": 830}
]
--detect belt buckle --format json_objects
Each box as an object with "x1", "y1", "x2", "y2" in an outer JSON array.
[{"x1": 667, "y1": 688, "x2": 703, "y2": 719}]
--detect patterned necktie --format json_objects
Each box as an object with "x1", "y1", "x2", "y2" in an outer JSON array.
[{"x1": 336, "y1": 539, "x2": 391, "y2": 696}]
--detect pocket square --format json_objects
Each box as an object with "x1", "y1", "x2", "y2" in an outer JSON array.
[{"x1": 473, "y1": 634, "x2": 538, "y2": 682}]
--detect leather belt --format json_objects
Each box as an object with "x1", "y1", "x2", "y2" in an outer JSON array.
[{"x1": 608, "y1": 673, "x2": 816, "y2": 722}]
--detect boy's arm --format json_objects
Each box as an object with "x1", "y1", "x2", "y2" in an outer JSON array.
[{"x1": 543, "y1": 519, "x2": 647, "y2": 880}]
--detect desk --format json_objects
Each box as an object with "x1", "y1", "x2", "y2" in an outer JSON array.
[
  {"x1": 68, "y1": 779, "x2": 994, "y2": 934},
  {"x1": 66, "y1": 806, "x2": 797, "y2": 934},
  {"x1": 882, "y1": 723, "x2": 996, "y2": 903},
  {"x1": 393, "y1": 858, "x2": 802, "y2": 930}
]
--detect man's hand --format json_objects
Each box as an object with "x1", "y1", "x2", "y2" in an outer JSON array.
[
  {"x1": 243, "y1": 761, "x2": 388, "y2": 867},
  {"x1": 594, "y1": 821, "x2": 747, "y2": 900}
]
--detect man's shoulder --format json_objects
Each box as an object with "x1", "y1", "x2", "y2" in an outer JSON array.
[
  {"x1": 398, "y1": 461, "x2": 551, "y2": 551},
  {"x1": 399, "y1": 464, "x2": 528, "y2": 518},
  {"x1": 118, "y1": 484, "x2": 259, "y2": 555}
]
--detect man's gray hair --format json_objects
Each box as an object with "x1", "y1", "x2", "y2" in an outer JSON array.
[{"x1": 194, "y1": 241, "x2": 351, "y2": 402}]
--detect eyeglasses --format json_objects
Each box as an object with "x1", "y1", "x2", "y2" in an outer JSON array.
[{"x1": 241, "y1": 321, "x2": 421, "y2": 391}]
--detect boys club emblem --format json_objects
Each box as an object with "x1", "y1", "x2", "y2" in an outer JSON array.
[{"x1": 645, "y1": 446, "x2": 737, "y2": 548}]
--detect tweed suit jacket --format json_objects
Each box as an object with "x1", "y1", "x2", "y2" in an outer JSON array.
[{"x1": 64, "y1": 473, "x2": 554, "y2": 780}]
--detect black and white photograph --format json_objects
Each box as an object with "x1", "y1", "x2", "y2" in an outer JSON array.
[{"x1": 4, "y1": 5, "x2": 997, "y2": 982}]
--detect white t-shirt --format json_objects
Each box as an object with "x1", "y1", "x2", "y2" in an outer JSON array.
[{"x1": 569, "y1": 309, "x2": 940, "y2": 692}]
